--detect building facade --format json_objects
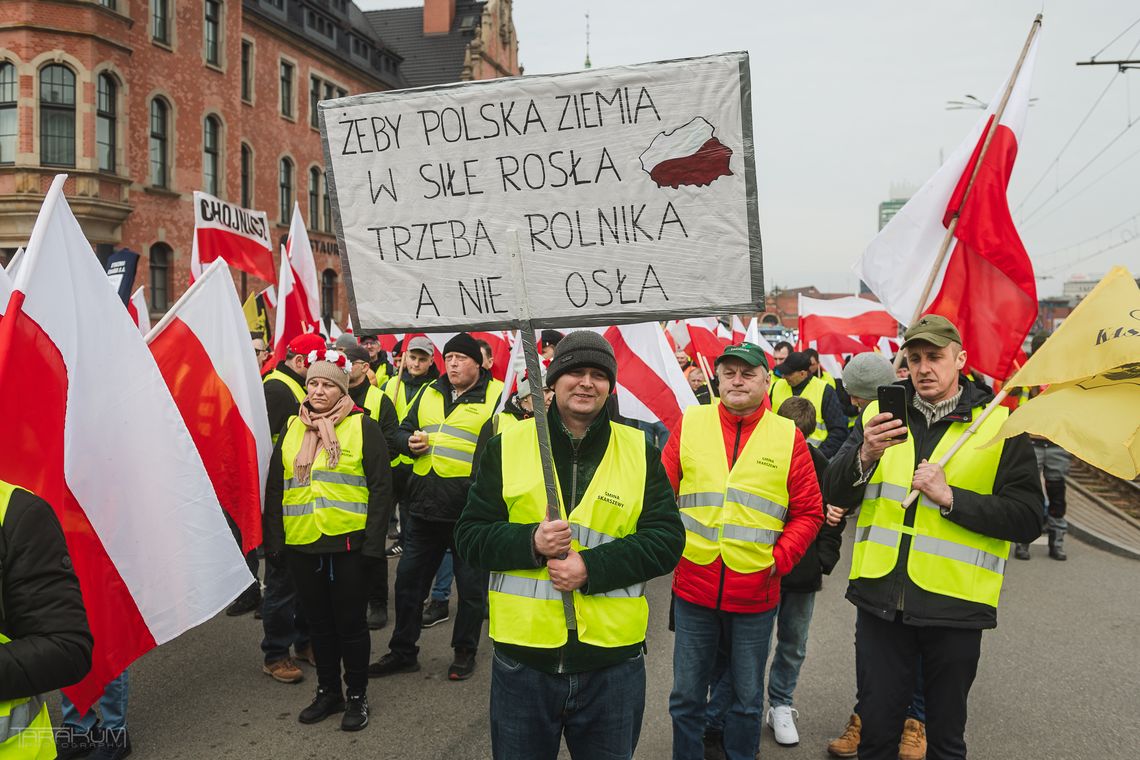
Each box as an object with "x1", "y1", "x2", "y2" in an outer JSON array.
[{"x1": 0, "y1": 0, "x2": 519, "y2": 328}]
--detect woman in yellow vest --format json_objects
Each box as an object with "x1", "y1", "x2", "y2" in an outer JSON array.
[
  {"x1": 263, "y1": 350, "x2": 393, "y2": 733},
  {"x1": 0, "y1": 481, "x2": 92, "y2": 760}
]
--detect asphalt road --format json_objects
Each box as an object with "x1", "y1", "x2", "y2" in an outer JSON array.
[{"x1": 51, "y1": 529, "x2": 1140, "y2": 759}]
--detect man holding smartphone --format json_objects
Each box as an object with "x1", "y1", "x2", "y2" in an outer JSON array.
[{"x1": 822, "y1": 314, "x2": 1042, "y2": 760}]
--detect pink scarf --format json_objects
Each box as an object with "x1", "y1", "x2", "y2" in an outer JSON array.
[{"x1": 292, "y1": 394, "x2": 355, "y2": 486}]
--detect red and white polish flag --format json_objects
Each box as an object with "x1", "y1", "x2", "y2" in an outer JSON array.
[
  {"x1": 798, "y1": 295, "x2": 898, "y2": 348},
  {"x1": 855, "y1": 34, "x2": 1038, "y2": 379},
  {"x1": 191, "y1": 191, "x2": 276, "y2": 284},
  {"x1": 0, "y1": 176, "x2": 252, "y2": 712},
  {"x1": 743, "y1": 317, "x2": 777, "y2": 367},
  {"x1": 126, "y1": 286, "x2": 150, "y2": 335},
  {"x1": 685, "y1": 317, "x2": 730, "y2": 366},
  {"x1": 599, "y1": 322, "x2": 699, "y2": 433},
  {"x1": 146, "y1": 259, "x2": 272, "y2": 555},
  {"x1": 268, "y1": 245, "x2": 319, "y2": 369},
  {"x1": 285, "y1": 202, "x2": 321, "y2": 328},
  {"x1": 4, "y1": 247, "x2": 23, "y2": 277}
]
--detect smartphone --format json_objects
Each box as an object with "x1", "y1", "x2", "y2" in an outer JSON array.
[{"x1": 877, "y1": 385, "x2": 909, "y2": 440}]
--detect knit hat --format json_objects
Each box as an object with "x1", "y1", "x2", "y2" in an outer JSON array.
[
  {"x1": 305, "y1": 349, "x2": 350, "y2": 395},
  {"x1": 442, "y1": 333, "x2": 482, "y2": 365},
  {"x1": 545, "y1": 330, "x2": 617, "y2": 389},
  {"x1": 288, "y1": 333, "x2": 327, "y2": 357},
  {"x1": 333, "y1": 334, "x2": 359, "y2": 351},
  {"x1": 842, "y1": 352, "x2": 898, "y2": 401}
]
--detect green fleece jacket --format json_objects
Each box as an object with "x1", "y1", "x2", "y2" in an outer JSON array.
[{"x1": 454, "y1": 403, "x2": 684, "y2": 674}]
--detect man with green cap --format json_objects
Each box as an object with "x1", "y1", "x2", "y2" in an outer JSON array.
[
  {"x1": 822, "y1": 314, "x2": 1042, "y2": 760},
  {"x1": 663, "y1": 342, "x2": 823, "y2": 760}
]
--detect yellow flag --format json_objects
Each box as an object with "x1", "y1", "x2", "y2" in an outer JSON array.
[
  {"x1": 986, "y1": 267, "x2": 1140, "y2": 478},
  {"x1": 242, "y1": 290, "x2": 269, "y2": 342}
]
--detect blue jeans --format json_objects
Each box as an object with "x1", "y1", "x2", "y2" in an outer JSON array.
[
  {"x1": 908, "y1": 660, "x2": 925, "y2": 722},
  {"x1": 670, "y1": 597, "x2": 777, "y2": 760},
  {"x1": 61, "y1": 669, "x2": 129, "y2": 734},
  {"x1": 432, "y1": 549, "x2": 453, "y2": 602},
  {"x1": 490, "y1": 648, "x2": 645, "y2": 760},
  {"x1": 260, "y1": 554, "x2": 310, "y2": 663},
  {"x1": 767, "y1": 590, "x2": 817, "y2": 707}
]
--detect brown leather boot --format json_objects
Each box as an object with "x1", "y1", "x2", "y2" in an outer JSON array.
[
  {"x1": 898, "y1": 718, "x2": 927, "y2": 760},
  {"x1": 827, "y1": 713, "x2": 861, "y2": 757}
]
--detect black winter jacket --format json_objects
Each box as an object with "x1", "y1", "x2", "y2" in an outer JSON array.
[
  {"x1": 396, "y1": 369, "x2": 497, "y2": 522},
  {"x1": 822, "y1": 377, "x2": 1043, "y2": 629},
  {"x1": 264, "y1": 361, "x2": 306, "y2": 439},
  {"x1": 0, "y1": 487, "x2": 92, "y2": 700},
  {"x1": 780, "y1": 446, "x2": 846, "y2": 594},
  {"x1": 263, "y1": 408, "x2": 394, "y2": 559}
]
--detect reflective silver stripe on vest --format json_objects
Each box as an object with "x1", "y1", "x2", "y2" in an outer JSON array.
[
  {"x1": 423, "y1": 424, "x2": 480, "y2": 444},
  {"x1": 0, "y1": 694, "x2": 44, "y2": 743},
  {"x1": 281, "y1": 497, "x2": 369, "y2": 517},
  {"x1": 911, "y1": 535, "x2": 1007, "y2": 575},
  {"x1": 595, "y1": 582, "x2": 646, "y2": 598},
  {"x1": 853, "y1": 524, "x2": 900, "y2": 548},
  {"x1": 570, "y1": 524, "x2": 618, "y2": 549},
  {"x1": 807, "y1": 438, "x2": 821, "y2": 448},
  {"x1": 431, "y1": 445, "x2": 474, "y2": 464},
  {"x1": 488, "y1": 572, "x2": 562, "y2": 601},
  {"x1": 680, "y1": 512, "x2": 719, "y2": 542},
  {"x1": 677, "y1": 491, "x2": 725, "y2": 510},
  {"x1": 721, "y1": 524, "x2": 781, "y2": 546},
  {"x1": 864, "y1": 482, "x2": 909, "y2": 503},
  {"x1": 284, "y1": 471, "x2": 368, "y2": 490},
  {"x1": 725, "y1": 488, "x2": 788, "y2": 522}
]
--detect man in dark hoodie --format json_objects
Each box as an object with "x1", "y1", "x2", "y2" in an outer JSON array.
[
  {"x1": 368, "y1": 333, "x2": 498, "y2": 682},
  {"x1": 822, "y1": 315, "x2": 1042, "y2": 760},
  {"x1": 455, "y1": 331, "x2": 685, "y2": 760}
]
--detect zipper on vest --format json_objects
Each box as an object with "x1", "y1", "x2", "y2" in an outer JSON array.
[{"x1": 716, "y1": 418, "x2": 745, "y2": 610}]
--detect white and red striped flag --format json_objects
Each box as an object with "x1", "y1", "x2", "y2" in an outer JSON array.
[
  {"x1": 601, "y1": 322, "x2": 698, "y2": 433},
  {"x1": 285, "y1": 202, "x2": 320, "y2": 327},
  {"x1": 743, "y1": 317, "x2": 777, "y2": 367},
  {"x1": 190, "y1": 191, "x2": 276, "y2": 284},
  {"x1": 685, "y1": 317, "x2": 730, "y2": 366},
  {"x1": 798, "y1": 295, "x2": 897, "y2": 353},
  {"x1": 268, "y1": 244, "x2": 320, "y2": 368},
  {"x1": 126, "y1": 286, "x2": 150, "y2": 334},
  {"x1": 855, "y1": 31, "x2": 1038, "y2": 379},
  {"x1": 146, "y1": 259, "x2": 272, "y2": 555},
  {"x1": 0, "y1": 176, "x2": 252, "y2": 712}
]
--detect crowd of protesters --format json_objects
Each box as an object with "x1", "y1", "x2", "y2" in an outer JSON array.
[{"x1": 12, "y1": 317, "x2": 1074, "y2": 760}]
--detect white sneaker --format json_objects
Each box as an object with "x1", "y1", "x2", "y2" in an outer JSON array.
[{"x1": 766, "y1": 705, "x2": 800, "y2": 746}]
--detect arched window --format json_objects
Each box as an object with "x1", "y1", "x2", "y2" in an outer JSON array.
[
  {"x1": 308, "y1": 167, "x2": 321, "y2": 229},
  {"x1": 278, "y1": 157, "x2": 293, "y2": 223},
  {"x1": 203, "y1": 115, "x2": 220, "y2": 196},
  {"x1": 149, "y1": 243, "x2": 172, "y2": 311},
  {"x1": 0, "y1": 63, "x2": 16, "y2": 165},
  {"x1": 322, "y1": 170, "x2": 333, "y2": 233},
  {"x1": 240, "y1": 143, "x2": 252, "y2": 207},
  {"x1": 40, "y1": 64, "x2": 75, "y2": 167},
  {"x1": 321, "y1": 268, "x2": 337, "y2": 322},
  {"x1": 96, "y1": 73, "x2": 117, "y2": 172},
  {"x1": 149, "y1": 98, "x2": 169, "y2": 187}
]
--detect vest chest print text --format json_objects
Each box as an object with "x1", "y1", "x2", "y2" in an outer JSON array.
[
  {"x1": 595, "y1": 490, "x2": 626, "y2": 509},
  {"x1": 755, "y1": 455, "x2": 778, "y2": 469}
]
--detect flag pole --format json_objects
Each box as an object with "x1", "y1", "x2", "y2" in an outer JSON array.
[
  {"x1": 696, "y1": 352, "x2": 717, "y2": 401},
  {"x1": 897, "y1": 13, "x2": 1043, "y2": 370},
  {"x1": 899, "y1": 361, "x2": 1022, "y2": 508}
]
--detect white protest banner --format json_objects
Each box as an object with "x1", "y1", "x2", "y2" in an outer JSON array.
[
  {"x1": 321, "y1": 52, "x2": 761, "y2": 333},
  {"x1": 191, "y1": 191, "x2": 276, "y2": 284}
]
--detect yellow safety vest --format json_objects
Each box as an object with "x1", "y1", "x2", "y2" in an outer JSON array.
[
  {"x1": 383, "y1": 375, "x2": 431, "y2": 468},
  {"x1": 849, "y1": 401, "x2": 1010, "y2": 608},
  {"x1": 678, "y1": 405, "x2": 794, "y2": 573},
  {"x1": 265, "y1": 368, "x2": 307, "y2": 446},
  {"x1": 0, "y1": 481, "x2": 57, "y2": 760},
  {"x1": 770, "y1": 376, "x2": 828, "y2": 447},
  {"x1": 489, "y1": 419, "x2": 649, "y2": 649},
  {"x1": 356, "y1": 384, "x2": 399, "y2": 467},
  {"x1": 492, "y1": 412, "x2": 523, "y2": 437},
  {"x1": 411, "y1": 385, "x2": 498, "y2": 479},
  {"x1": 280, "y1": 414, "x2": 369, "y2": 546},
  {"x1": 819, "y1": 370, "x2": 836, "y2": 389}
]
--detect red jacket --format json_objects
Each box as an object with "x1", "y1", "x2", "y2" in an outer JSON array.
[{"x1": 663, "y1": 403, "x2": 823, "y2": 613}]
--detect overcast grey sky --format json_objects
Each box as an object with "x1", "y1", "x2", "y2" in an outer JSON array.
[{"x1": 357, "y1": 0, "x2": 1140, "y2": 297}]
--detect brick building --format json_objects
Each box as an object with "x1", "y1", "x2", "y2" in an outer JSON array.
[{"x1": 0, "y1": 0, "x2": 519, "y2": 327}]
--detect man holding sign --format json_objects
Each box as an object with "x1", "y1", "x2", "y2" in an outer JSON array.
[
  {"x1": 455, "y1": 332, "x2": 684, "y2": 760},
  {"x1": 822, "y1": 315, "x2": 1042, "y2": 759}
]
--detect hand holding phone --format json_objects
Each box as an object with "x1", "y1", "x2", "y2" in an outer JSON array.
[{"x1": 876, "y1": 385, "x2": 909, "y2": 441}]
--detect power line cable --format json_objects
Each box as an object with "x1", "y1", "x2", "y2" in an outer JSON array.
[
  {"x1": 1020, "y1": 137, "x2": 1140, "y2": 230},
  {"x1": 1033, "y1": 209, "x2": 1140, "y2": 259},
  {"x1": 1040, "y1": 233, "x2": 1140, "y2": 275},
  {"x1": 1089, "y1": 13, "x2": 1140, "y2": 60}
]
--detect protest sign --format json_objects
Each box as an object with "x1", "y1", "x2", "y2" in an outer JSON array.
[
  {"x1": 191, "y1": 191, "x2": 276, "y2": 283},
  {"x1": 321, "y1": 52, "x2": 761, "y2": 333}
]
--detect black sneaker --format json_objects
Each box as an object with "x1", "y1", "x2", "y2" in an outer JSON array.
[
  {"x1": 368, "y1": 652, "x2": 420, "y2": 678},
  {"x1": 298, "y1": 688, "x2": 345, "y2": 724},
  {"x1": 385, "y1": 543, "x2": 404, "y2": 559},
  {"x1": 88, "y1": 729, "x2": 131, "y2": 760},
  {"x1": 421, "y1": 599, "x2": 450, "y2": 628},
  {"x1": 341, "y1": 694, "x2": 370, "y2": 731},
  {"x1": 367, "y1": 603, "x2": 389, "y2": 630},
  {"x1": 448, "y1": 650, "x2": 476, "y2": 681},
  {"x1": 225, "y1": 586, "x2": 261, "y2": 616},
  {"x1": 56, "y1": 728, "x2": 99, "y2": 760}
]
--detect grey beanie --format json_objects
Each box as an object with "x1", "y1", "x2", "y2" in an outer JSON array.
[
  {"x1": 545, "y1": 330, "x2": 617, "y2": 389},
  {"x1": 334, "y1": 334, "x2": 359, "y2": 351},
  {"x1": 842, "y1": 353, "x2": 897, "y2": 401}
]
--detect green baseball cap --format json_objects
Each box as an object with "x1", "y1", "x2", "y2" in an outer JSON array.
[
  {"x1": 716, "y1": 342, "x2": 770, "y2": 371},
  {"x1": 901, "y1": 314, "x2": 962, "y2": 349}
]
